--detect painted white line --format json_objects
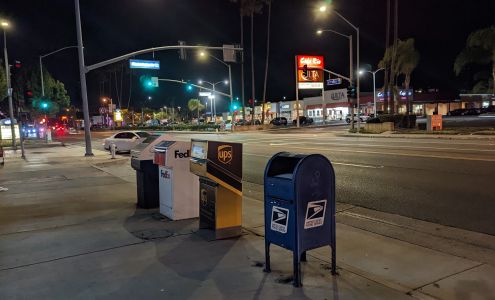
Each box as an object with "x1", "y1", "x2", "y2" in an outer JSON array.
[
  {"x1": 263, "y1": 145, "x2": 495, "y2": 162},
  {"x1": 244, "y1": 152, "x2": 384, "y2": 169},
  {"x1": 267, "y1": 141, "x2": 495, "y2": 153}
]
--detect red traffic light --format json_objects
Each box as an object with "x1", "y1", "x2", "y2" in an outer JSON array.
[
  {"x1": 26, "y1": 90, "x2": 33, "y2": 97},
  {"x1": 14, "y1": 60, "x2": 21, "y2": 68}
]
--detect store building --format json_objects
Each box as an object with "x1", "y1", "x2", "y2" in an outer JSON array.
[{"x1": 303, "y1": 88, "x2": 349, "y2": 122}]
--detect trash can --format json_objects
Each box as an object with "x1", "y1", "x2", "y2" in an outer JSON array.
[
  {"x1": 263, "y1": 152, "x2": 336, "y2": 287},
  {"x1": 131, "y1": 157, "x2": 159, "y2": 209}
]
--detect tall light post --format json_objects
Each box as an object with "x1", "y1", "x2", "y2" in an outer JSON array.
[
  {"x1": 316, "y1": 28, "x2": 353, "y2": 127},
  {"x1": 40, "y1": 46, "x2": 78, "y2": 97},
  {"x1": 319, "y1": 4, "x2": 361, "y2": 132},
  {"x1": 75, "y1": 0, "x2": 93, "y2": 156},
  {"x1": 198, "y1": 79, "x2": 228, "y2": 122},
  {"x1": 198, "y1": 51, "x2": 233, "y2": 116},
  {"x1": 359, "y1": 68, "x2": 384, "y2": 117},
  {"x1": 2, "y1": 21, "x2": 16, "y2": 149}
]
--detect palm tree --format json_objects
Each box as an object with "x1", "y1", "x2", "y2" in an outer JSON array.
[
  {"x1": 261, "y1": 0, "x2": 272, "y2": 125},
  {"x1": 379, "y1": 38, "x2": 420, "y2": 113},
  {"x1": 230, "y1": 0, "x2": 264, "y2": 123},
  {"x1": 454, "y1": 26, "x2": 495, "y2": 94},
  {"x1": 188, "y1": 98, "x2": 205, "y2": 120}
]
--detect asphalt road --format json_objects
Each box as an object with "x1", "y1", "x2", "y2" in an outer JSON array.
[{"x1": 57, "y1": 127, "x2": 495, "y2": 235}]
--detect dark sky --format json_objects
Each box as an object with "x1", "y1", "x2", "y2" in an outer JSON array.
[{"x1": 1, "y1": 0, "x2": 494, "y2": 112}]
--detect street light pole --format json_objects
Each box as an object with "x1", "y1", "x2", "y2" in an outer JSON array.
[
  {"x1": 201, "y1": 53, "x2": 233, "y2": 118},
  {"x1": 319, "y1": 7, "x2": 360, "y2": 132},
  {"x1": 74, "y1": 0, "x2": 93, "y2": 156},
  {"x1": 317, "y1": 28, "x2": 354, "y2": 129},
  {"x1": 360, "y1": 68, "x2": 384, "y2": 117},
  {"x1": 2, "y1": 22, "x2": 16, "y2": 149},
  {"x1": 40, "y1": 46, "x2": 78, "y2": 97}
]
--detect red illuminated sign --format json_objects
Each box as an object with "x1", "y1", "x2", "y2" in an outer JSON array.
[{"x1": 297, "y1": 55, "x2": 324, "y2": 69}]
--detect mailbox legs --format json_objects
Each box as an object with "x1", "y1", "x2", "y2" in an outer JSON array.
[
  {"x1": 293, "y1": 254, "x2": 302, "y2": 287},
  {"x1": 263, "y1": 242, "x2": 271, "y2": 273},
  {"x1": 301, "y1": 251, "x2": 307, "y2": 262}
]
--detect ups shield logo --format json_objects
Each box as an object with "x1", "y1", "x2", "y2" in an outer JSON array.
[{"x1": 218, "y1": 145, "x2": 233, "y2": 164}]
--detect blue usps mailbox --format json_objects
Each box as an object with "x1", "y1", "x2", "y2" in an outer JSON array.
[{"x1": 264, "y1": 152, "x2": 336, "y2": 287}]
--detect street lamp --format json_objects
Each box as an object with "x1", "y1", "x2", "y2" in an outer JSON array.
[
  {"x1": 318, "y1": 4, "x2": 361, "y2": 132},
  {"x1": 198, "y1": 50, "x2": 234, "y2": 117},
  {"x1": 359, "y1": 68, "x2": 384, "y2": 117},
  {"x1": 198, "y1": 79, "x2": 229, "y2": 121},
  {"x1": 2, "y1": 20, "x2": 16, "y2": 149},
  {"x1": 316, "y1": 28, "x2": 354, "y2": 124},
  {"x1": 40, "y1": 46, "x2": 78, "y2": 97}
]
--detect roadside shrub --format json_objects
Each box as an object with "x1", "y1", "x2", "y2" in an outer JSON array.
[
  {"x1": 366, "y1": 117, "x2": 381, "y2": 123},
  {"x1": 366, "y1": 114, "x2": 416, "y2": 128}
]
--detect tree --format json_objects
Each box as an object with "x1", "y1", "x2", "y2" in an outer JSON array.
[
  {"x1": 231, "y1": 0, "x2": 264, "y2": 123},
  {"x1": 261, "y1": 0, "x2": 272, "y2": 125},
  {"x1": 454, "y1": 26, "x2": 495, "y2": 94},
  {"x1": 379, "y1": 38, "x2": 420, "y2": 113},
  {"x1": 188, "y1": 98, "x2": 205, "y2": 119}
]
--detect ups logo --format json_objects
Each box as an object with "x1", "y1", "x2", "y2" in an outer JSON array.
[{"x1": 217, "y1": 145, "x2": 233, "y2": 164}]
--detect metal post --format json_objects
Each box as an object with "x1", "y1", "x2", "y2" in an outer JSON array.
[
  {"x1": 212, "y1": 83, "x2": 216, "y2": 122},
  {"x1": 228, "y1": 64, "x2": 233, "y2": 115},
  {"x1": 19, "y1": 120, "x2": 25, "y2": 159},
  {"x1": 349, "y1": 36, "x2": 354, "y2": 131},
  {"x1": 110, "y1": 97, "x2": 114, "y2": 130},
  {"x1": 3, "y1": 29, "x2": 16, "y2": 150},
  {"x1": 373, "y1": 72, "x2": 377, "y2": 117},
  {"x1": 75, "y1": 0, "x2": 93, "y2": 156},
  {"x1": 356, "y1": 27, "x2": 361, "y2": 133},
  {"x1": 322, "y1": 87, "x2": 326, "y2": 124},
  {"x1": 295, "y1": 56, "x2": 300, "y2": 128},
  {"x1": 40, "y1": 56, "x2": 45, "y2": 97}
]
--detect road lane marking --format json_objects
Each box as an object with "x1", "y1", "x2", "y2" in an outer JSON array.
[
  {"x1": 244, "y1": 152, "x2": 384, "y2": 169},
  {"x1": 261, "y1": 145, "x2": 495, "y2": 162},
  {"x1": 266, "y1": 141, "x2": 495, "y2": 153}
]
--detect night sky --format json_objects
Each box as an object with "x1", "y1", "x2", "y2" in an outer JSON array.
[{"x1": 1, "y1": 0, "x2": 494, "y2": 113}]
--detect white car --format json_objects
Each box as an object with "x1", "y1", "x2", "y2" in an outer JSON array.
[
  {"x1": 103, "y1": 131, "x2": 151, "y2": 152},
  {"x1": 345, "y1": 114, "x2": 370, "y2": 123}
]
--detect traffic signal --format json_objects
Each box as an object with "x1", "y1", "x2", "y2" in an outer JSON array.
[
  {"x1": 186, "y1": 84, "x2": 193, "y2": 92},
  {"x1": 302, "y1": 64, "x2": 308, "y2": 77},
  {"x1": 347, "y1": 85, "x2": 356, "y2": 99},
  {"x1": 25, "y1": 89, "x2": 33, "y2": 99},
  {"x1": 140, "y1": 76, "x2": 158, "y2": 89}
]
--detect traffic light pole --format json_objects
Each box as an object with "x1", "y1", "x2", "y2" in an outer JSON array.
[
  {"x1": 75, "y1": 0, "x2": 93, "y2": 156},
  {"x1": 74, "y1": 0, "x2": 242, "y2": 156}
]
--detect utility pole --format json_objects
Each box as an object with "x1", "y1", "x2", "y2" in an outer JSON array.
[
  {"x1": 2, "y1": 22, "x2": 16, "y2": 149},
  {"x1": 74, "y1": 0, "x2": 93, "y2": 156}
]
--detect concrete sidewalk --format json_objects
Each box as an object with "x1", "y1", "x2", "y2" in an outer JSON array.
[{"x1": 1, "y1": 145, "x2": 494, "y2": 299}]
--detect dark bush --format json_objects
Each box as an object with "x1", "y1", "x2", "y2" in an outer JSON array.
[
  {"x1": 365, "y1": 114, "x2": 416, "y2": 128},
  {"x1": 366, "y1": 117, "x2": 381, "y2": 123}
]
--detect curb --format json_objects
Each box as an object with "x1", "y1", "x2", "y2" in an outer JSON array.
[{"x1": 337, "y1": 133, "x2": 495, "y2": 140}]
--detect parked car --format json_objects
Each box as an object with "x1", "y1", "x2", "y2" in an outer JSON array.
[
  {"x1": 292, "y1": 116, "x2": 314, "y2": 126},
  {"x1": 130, "y1": 134, "x2": 161, "y2": 158},
  {"x1": 448, "y1": 108, "x2": 480, "y2": 116},
  {"x1": 270, "y1": 117, "x2": 288, "y2": 126},
  {"x1": 345, "y1": 114, "x2": 370, "y2": 123},
  {"x1": 224, "y1": 120, "x2": 233, "y2": 131},
  {"x1": 103, "y1": 131, "x2": 151, "y2": 153}
]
